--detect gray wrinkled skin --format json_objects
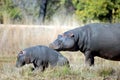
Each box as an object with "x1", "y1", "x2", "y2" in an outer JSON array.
[
  {"x1": 16, "y1": 45, "x2": 69, "y2": 71},
  {"x1": 16, "y1": 52, "x2": 26, "y2": 67},
  {"x1": 49, "y1": 23, "x2": 120, "y2": 66}
]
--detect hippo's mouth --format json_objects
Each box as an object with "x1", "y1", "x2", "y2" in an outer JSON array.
[
  {"x1": 16, "y1": 64, "x2": 21, "y2": 68},
  {"x1": 16, "y1": 62, "x2": 25, "y2": 68},
  {"x1": 49, "y1": 43, "x2": 61, "y2": 50}
]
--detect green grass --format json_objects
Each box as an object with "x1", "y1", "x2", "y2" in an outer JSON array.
[{"x1": 0, "y1": 55, "x2": 120, "y2": 80}]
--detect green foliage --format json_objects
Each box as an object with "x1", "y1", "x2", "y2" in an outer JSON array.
[
  {"x1": 72, "y1": 0, "x2": 120, "y2": 23},
  {"x1": 0, "y1": 0, "x2": 21, "y2": 23},
  {"x1": 1, "y1": 0, "x2": 120, "y2": 24},
  {"x1": 46, "y1": 0, "x2": 61, "y2": 20},
  {"x1": 45, "y1": 0, "x2": 74, "y2": 20}
]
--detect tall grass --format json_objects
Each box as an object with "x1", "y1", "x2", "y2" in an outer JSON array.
[{"x1": 0, "y1": 25, "x2": 68, "y2": 55}]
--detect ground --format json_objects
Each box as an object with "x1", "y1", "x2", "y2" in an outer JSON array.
[{"x1": 0, "y1": 52, "x2": 120, "y2": 80}]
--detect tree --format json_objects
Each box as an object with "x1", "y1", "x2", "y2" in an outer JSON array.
[
  {"x1": 39, "y1": 0, "x2": 48, "y2": 24},
  {"x1": 0, "y1": 0, "x2": 21, "y2": 24},
  {"x1": 72, "y1": 0, "x2": 120, "y2": 23}
]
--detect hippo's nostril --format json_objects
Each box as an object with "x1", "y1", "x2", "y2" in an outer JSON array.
[{"x1": 49, "y1": 43, "x2": 59, "y2": 50}]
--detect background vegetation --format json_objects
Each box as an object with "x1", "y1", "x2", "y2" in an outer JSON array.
[
  {"x1": 0, "y1": 0, "x2": 120, "y2": 80},
  {"x1": 0, "y1": 0, "x2": 120, "y2": 24}
]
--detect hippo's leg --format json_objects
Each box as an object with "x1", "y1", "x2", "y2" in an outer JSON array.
[
  {"x1": 33, "y1": 61, "x2": 45, "y2": 72},
  {"x1": 38, "y1": 66, "x2": 44, "y2": 71},
  {"x1": 84, "y1": 51, "x2": 94, "y2": 66},
  {"x1": 33, "y1": 64, "x2": 45, "y2": 72}
]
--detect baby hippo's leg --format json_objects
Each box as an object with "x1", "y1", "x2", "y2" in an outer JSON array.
[
  {"x1": 33, "y1": 60, "x2": 45, "y2": 72},
  {"x1": 33, "y1": 65, "x2": 44, "y2": 72}
]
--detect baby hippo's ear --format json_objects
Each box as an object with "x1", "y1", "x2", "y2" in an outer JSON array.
[
  {"x1": 19, "y1": 51, "x2": 23, "y2": 54},
  {"x1": 19, "y1": 51, "x2": 25, "y2": 55},
  {"x1": 18, "y1": 51, "x2": 24, "y2": 56}
]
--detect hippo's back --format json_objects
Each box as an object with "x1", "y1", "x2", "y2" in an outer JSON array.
[
  {"x1": 87, "y1": 23, "x2": 120, "y2": 49},
  {"x1": 85, "y1": 23, "x2": 120, "y2": 60}
]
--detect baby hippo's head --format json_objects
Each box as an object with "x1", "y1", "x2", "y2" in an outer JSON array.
[{"x1": 16, "y1": 51, "x2": 30, "y2": 67}]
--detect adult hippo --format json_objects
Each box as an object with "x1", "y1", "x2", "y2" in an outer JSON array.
[{"x1": 49, "y1": 23, "x2": 120, "y2": 66}]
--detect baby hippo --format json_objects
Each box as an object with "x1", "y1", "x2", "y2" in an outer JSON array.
[{"x1": 16, "y1": 45, "x2": 69, "y2": 71}]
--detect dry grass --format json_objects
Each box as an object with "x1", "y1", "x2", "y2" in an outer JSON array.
[
  {"x1": 0, "y1": 25, "x2": 120, "y2": 80},
  {"x1": 0, "y1": 24, "x2": 69, "y2": 55},
  {"x1": 1, "y1": 53, "x2": 120, "y2": 80}
]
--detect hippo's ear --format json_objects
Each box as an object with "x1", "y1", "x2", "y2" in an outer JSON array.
[
  {"x1": 70, "y1": 33, "x2": 74, "y2": 37},
  {"x1": 19, "y1": 51, "x2": 23, "y2": 54},
  {"x1": 18, "y1": 51, "x2": 24, "y2": 56},
  {"x1": 19, "y1": 51, "x2": 26, "y2": 56},
  {"x1": 19, "y1": 51, "x2": 26, "y2": 54}
]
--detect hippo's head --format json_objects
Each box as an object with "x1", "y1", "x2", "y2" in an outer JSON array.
[
  {"x1": 49, "y1": 32, "x2": 77, "y2": 51},
  {"x1": 16, "y1": 51, "x2": 30, "y2": 68}
]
